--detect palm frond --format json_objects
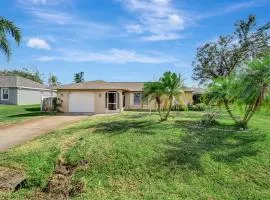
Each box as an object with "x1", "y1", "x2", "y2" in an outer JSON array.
[
  {"x1": 0, "y1": 33, "x2": 11, "y2": 60},
  {"x1": 0, "y1": 17, "x2": 21, "y2": 45}
]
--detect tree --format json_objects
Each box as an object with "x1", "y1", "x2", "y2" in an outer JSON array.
[
  {"x1": 207, "y1": 77, "x2": 239, "y2": 124},
  {"x1": 237, "y1": 54, "x2": 270, "y2": 128},
  {"x1": 0, "y1": 68, "x2": 44, "y2": 83},
  {"x1": 143, "y1": 81, "x2": 164, "y2": 118},
  {"x1": 160, "y1": 71, "x2": 184, "y2": 121},
  {"x1": 193, "y1": 15, "x2": 269, "y2": 83},
  {"x1": 207, "y1": 54, "x2": 270, "y2": 129},
  {"x1": 0, "y1": 16, "x2": 21, "y2": 60},
  {"x1": 74, "y1": 72, "x2": 84, "y2": 83},
  {"x1": 48, "y1": 75, "x2": 60, "y2": 87}
]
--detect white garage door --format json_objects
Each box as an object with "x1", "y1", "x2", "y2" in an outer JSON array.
[{"x1": 68, "y1": 92, "x2": 95, "y2": 112}]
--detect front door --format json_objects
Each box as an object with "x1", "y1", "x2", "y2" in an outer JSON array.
[{"x1": 107, "y1": 92, "x2": 117, "y2": 110}]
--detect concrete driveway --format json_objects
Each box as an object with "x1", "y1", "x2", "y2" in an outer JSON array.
[{"x1": 0, "y1": 115, "x2": 88, "y2": 151}]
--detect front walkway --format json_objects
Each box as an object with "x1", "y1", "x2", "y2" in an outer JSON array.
[{"x1": 0, "y1": 115, "x2": 88, "y2": 151}]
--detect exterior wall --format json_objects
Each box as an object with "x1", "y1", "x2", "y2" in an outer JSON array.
[
  {"x1": 58, "y1": 89, "x2": 123, "y2": 114},
  {"x1": 94, "y1": 91, "x2": 105, "y2": 114},
  {"x1": 180, "y1": 91, "x2": 193, "y2": 105},
  {"x1": 17, "y1": 88, "x2": 54, "y2": 105},
  {"x1": 58, "y1": 90, "x2": 69, "y2": 112},
  {"x1": 125, "y1": 92, "x2": 157, "y2": 110},
  {"x1": 125, "y1": 91, "x2": 194, "y2": 110},
  {"x1": 0, "y1": 87, "x2": 18, "y2": 105},
  {"x1": 57, "y1": 89, "x2": 194, "y2": 114}
]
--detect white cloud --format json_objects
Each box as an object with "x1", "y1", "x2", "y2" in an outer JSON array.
[
  {"x1": 141, "y1": 33, "x2": 182, "y2": 41},
  {"x1": 27, "y1": 38, "x2": 51, "y2": 50},
  {"x1": 36, "y1": 48, "x2": 178, "y2": 64},
  {"x1": 118, "y1": 0, "x2": 190, "y2": 42},
  {"x1": 197, "y1": 1, "x2": 262, "y2": 19},
  {"x1": 17, "y1": 0, "x2": 65, "y2": 6},
  {"x1": 29, "y1": 10, "x2": 72, "y2": 24},
  {"x1": 169, "y1": 14, "x2": 184, "y2": 25},
  {"x1": 126, "y1": 24, "x2": 144, "y2": 34},
  {"x1": 24, "y1": 9, "x2": 114, "y2": 39}
]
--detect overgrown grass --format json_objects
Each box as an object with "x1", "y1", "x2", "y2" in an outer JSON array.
[
  {"x1": 0, "y1": 111, "x2": 269, "y2": 199},
  {"x1": 0, "y1": 104, "x2": 53, "y2": 126}
]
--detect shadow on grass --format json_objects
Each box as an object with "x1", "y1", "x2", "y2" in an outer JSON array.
[
  {"x1": 24, "y1": 107, "x2": 41, "y2": 112},
  {"x1": 161, "y1": 120, "x2": 266, "y2": 172},
  {"x1": 6, "y1": 112, "x2": 55, "y2": 118},
  {"x1": 91, "y1": 118, "x2": 170, "y2": 136}
]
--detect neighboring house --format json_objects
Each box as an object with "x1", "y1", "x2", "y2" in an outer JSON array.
[
  {"x1": 0, "y1": 76, "x2": 55, "y2": 105},
  {"x1": 57, "y1": 80, "x2": 195, "y2": 114}
]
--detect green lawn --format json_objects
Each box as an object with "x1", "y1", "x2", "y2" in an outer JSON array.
[
  {"x1": 0, "y1": 111, "x2": 269, "y2": 199},
  {"x1": 0, "y1": 104, "x2": 51, "y2": 126}
]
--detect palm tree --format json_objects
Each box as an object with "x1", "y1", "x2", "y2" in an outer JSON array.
[
  {"x1": 160, "y1": 71, "x2": 184, "y2": 121},
  {"x1": 238, "y1": 54, "x2": 270, "y2": 128},
  {"x1": 207, "y1": 77, "x2": 239, "y2": 123},
  {"x1": 207, "y1": 54, "x2": 270, "y2": 129},
  {"x1": 0, "y1": 17, "x2": 21, "y2": 60},
  {"x1": 143, "y1": 81, "x2": 164, "y2": 118}
]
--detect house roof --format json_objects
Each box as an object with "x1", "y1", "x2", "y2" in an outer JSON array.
[
  {"x1": 0, "y1": 76, "x2": 48, "y2": 89},
  {"x1": 58, "y1": 80, "x2": 195, "y2": 92}
]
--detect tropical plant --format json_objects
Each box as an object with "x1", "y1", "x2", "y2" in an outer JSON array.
[
  {"x1": 0, "y1": 16, "x2": 21, "y2": 60},
  {"x1": 143, "y1": 81, "x2": 164, "y2": 118},
  {"x1": 160, "y1": 71, "x2": 184, "y2": 121},
  {"x1": 49, "y1": 75, "x2": 60, "y2": 87},
  {"x1": 236, "y1": 54, "x2": 270, "y2": 128},
  {"x1": 207, "y1": 54, "x2": 270, "y2": 129},
  {"x1": 74, "y1": 72, "x2": 85, "y2": 83},
  {"x1": 207, "y1": 76, "x2": 239, "y2": 123}
]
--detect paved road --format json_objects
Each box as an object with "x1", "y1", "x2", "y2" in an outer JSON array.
[{"x1": 0, "y1": 116, "x2": 88, "y2": 151}]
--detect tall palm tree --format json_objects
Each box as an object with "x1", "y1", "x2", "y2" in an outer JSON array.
[
  {"x1": 143, "y1": 81, "x2": 164, "y2": 118},
  {"x1": 0, "y1": 17, "x2": 21, "y2": 60},
  {"x1": 160, "y1": 71, "x2": 184, "y2": 121}
]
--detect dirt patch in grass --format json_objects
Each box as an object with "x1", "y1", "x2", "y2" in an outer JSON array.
[
  {"x1": 0, "y1": 167, "x2": 26, "y2": 191},
  {"x1": 32, "y1": 131, "x2": 92, "y2": 199},
  {"x1": 34, "y1": 159, "x2": 88, "y2": 199}
]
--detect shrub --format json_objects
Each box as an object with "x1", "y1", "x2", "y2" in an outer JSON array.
[
  {"x1": 52, "y1": 97, "x2": 63, "y2": 112},
  {"x1": 171, "y1": 104, "x2": 188, "y2": 111},
  {"x1": 200, "y1": 112, "x2": 219, "y2": 126},
  {"x1": 193, "y1": 94, "x2": 203, "y2": 104},
  {"x1": 188, "y1": 103, "x2": 207, "y2": 111}
]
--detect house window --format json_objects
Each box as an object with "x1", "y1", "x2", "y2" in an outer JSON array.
[
  {"x1": 1, "y1": 88, "x2": 9, "y2": 100},
  {"x1": 133, "y1": 93, "x2": 142, "y2": 105}
]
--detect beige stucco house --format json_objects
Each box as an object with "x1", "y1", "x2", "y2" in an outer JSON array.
[{"x1": 57, "y1": 80, "x2": 194, "y2": 114}]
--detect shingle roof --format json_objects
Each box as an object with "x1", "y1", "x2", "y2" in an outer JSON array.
[
  {"x1": 58, "y1": 80, "x2": 134, "y2": 91},
  {"x1": 58, "y1": 80, "x2": 195, "y2": 92},
  {"x1": 0, "y1": 76, "x2": 48, "y2": 89}
]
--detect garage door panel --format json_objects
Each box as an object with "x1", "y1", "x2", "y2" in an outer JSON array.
[{"x1": 69, "y1": 92, "x2": 95, "y2": 112}]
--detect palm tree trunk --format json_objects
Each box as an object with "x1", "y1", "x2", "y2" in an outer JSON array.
[
  {"x1": 224, "y1": 101, "x2": 238, "y2": 123},
  {"x1": 164, "y1": 96, "x2": 173, "y2": 121},
  {"x1": 156, "y1": 97, "x2": 162, "y2": 120}
]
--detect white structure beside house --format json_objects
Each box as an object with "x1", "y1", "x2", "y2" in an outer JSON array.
[{"x1": 0, "y1": 76, "x2": 56, "y2": 105}]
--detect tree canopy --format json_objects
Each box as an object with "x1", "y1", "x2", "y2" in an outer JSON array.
[
  {"x1": 143, "y1": 71, "x2": 183, "y2": 121},
  {"x1": 0, "y1": 68, "x2": 44, "y2": 84},
  {"x1": 74, "y1": 72, "x2": 85, "y2": 83},
  {"x1": 193, "y1": 15, "x2": 270, "y2": 83}
]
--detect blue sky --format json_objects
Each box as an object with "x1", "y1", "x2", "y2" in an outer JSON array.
[{"x1": 0, "y1": 0, "x2": 269, "y2": 86}]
